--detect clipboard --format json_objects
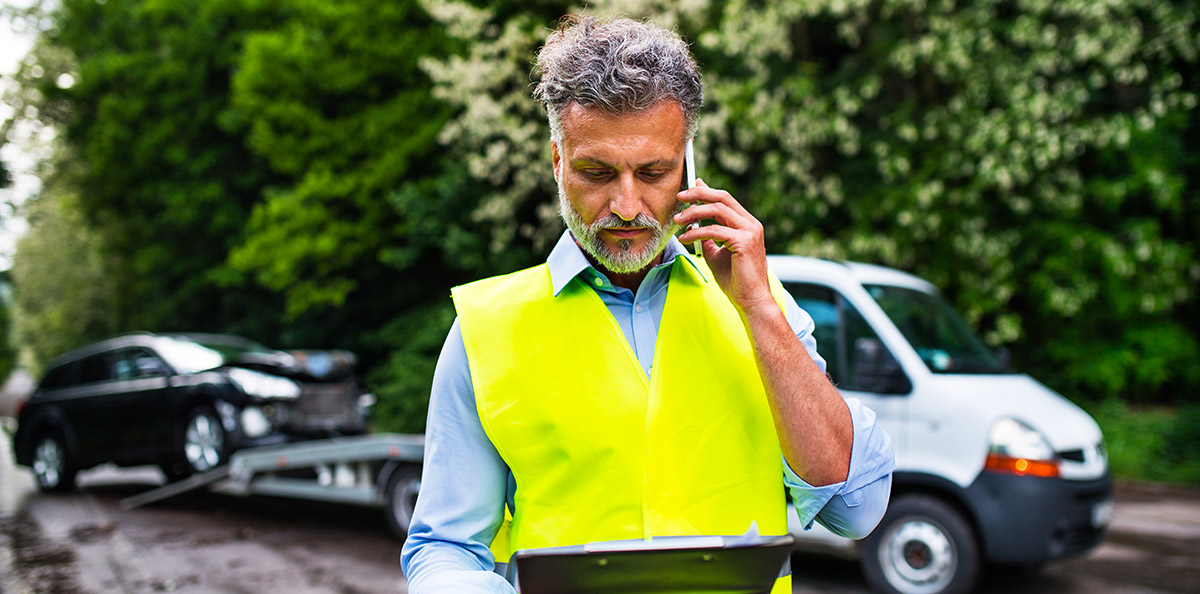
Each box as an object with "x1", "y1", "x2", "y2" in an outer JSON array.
[{"x1": 507, "y1": 533, "x2": 794, "y2": 594}]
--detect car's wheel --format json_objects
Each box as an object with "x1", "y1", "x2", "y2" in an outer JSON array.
[
  {"x1": 31, "y1": 430, "x2": 77, "y2": 492},
  {"x1": 860, "y1": 494, "x2": 979, "y2": 594},
  {"x1": 180, "y1": 406, "x2": 227, "y2": 474},
  {"x1": 383, "y1": 465, "x2": 422, "y2": 540}
]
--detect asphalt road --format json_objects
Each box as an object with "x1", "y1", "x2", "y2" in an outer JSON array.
[{"x1": 3, "y1": 420, "x2": 1200, "y2": 594}]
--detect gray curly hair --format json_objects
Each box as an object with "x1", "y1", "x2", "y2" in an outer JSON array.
[{"x1": 533, "y1": 16, "x2": 704, "y2": 144}]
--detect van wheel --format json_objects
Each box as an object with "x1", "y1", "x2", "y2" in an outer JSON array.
[
  {"x1": 860, "y1": 494, "x2": 979, "y2": 594},
  {"x1": 180, "y1": 406, "x2": 227, "y2": 475},
  {"x1": 384, "y1": 466, "x2": 422, "y2": 540},
  {"x1": 32, "y1": 431, "x2": 77, "y2": 492}
]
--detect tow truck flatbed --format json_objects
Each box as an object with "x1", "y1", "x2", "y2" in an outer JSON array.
[{"x1": 121, "y1": 433, "x2": 424, "y2": 539}]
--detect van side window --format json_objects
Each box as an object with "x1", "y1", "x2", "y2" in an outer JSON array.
[
  {"x1": 785, "y1": 283, "x2": 908, "y2": 393},
  {"x1": 785, "y1": 284, "x2": 844, "y2": 382}
]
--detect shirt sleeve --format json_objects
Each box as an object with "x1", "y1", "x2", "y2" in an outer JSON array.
[
  {"x1": 400, "y1": 318, "x2": 517, "y2": 594},
  {"x1": 781, "y1": 295, "x2": 896, "y2": 539}
]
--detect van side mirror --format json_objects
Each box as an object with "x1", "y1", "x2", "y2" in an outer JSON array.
[{"x1": 853, "y1": 338, "x2": 911, "y2": 395}]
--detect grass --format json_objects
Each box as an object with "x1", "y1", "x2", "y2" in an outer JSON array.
[{"x1": 1083, "y1": 399, "x2": 1200, "y2": 486}]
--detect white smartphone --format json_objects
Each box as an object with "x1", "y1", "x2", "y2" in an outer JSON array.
[
  {"x1": 682, "y1": 139, "x2": 702, "y2": 256},
  {"x1": 684, "y1": 138, "x2": 697, "y2": 191}
]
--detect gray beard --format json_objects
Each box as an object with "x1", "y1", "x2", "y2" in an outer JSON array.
[{"x1": 557, "y1": 182, "x2": 683, "y2": 275}]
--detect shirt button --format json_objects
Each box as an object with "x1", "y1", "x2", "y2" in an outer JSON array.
[
  {"x1": 594, "y1": 277, "x2": 604, "y2": 287},
  {"x1": 635, "y1": 305, "x2": 643, "y2": 313}
]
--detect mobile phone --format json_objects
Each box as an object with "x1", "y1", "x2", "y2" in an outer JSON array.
[
  {"x1": 682, "y1": 139, "x2": 703, "y2": 256},
  {"x1": 684, "y1": 138, "x2": 697, "y2": 191}
]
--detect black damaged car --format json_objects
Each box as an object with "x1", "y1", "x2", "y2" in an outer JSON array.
[{"x1": 13, "y1": 332, "x2": 375, "y2": 491}]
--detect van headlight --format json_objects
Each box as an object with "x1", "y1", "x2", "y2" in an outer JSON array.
[
  {"x1": 227, "y1": 368, "x2": 301, "y2": 400},
  {"x1": 984, "y1": 417, "x2": 1060, "y2": 478}
]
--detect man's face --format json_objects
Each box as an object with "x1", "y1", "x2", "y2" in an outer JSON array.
[{"x1": 553, "y1": 100, "x2": 688, "y2": 275}]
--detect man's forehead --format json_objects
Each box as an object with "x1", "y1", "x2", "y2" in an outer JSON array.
[{"x1": 558, "y1": 100, "x2": 688, "y2": 149}]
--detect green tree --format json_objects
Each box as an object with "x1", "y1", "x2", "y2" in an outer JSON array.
[
  {"x1": 227, "y1": 0, "x2": 458, "y2": 317},
  {"x1": 10, "y1": 160, "x2": 119, "y2": 376},
  {"x1": 695, "y1": 0, "x2": 1199, "y2": 403},
  {"x1": 222, "y1": 0, "x2": 480, "y2": 427},
  {"x1": 35, "y1": 0, "x2": 291, "y2": 341}
]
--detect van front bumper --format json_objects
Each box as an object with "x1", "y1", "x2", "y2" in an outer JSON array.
[{"x1": 964, "y1": 470, "x2": 1112, "y2": 564}]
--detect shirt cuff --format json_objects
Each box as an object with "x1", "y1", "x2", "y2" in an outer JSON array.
[
  {"x1": 782, "y1": 397, "x2": 895, "y2": 530},
  {"x1": 783, "y1": 459, "x2": 844, "y2": 530}
]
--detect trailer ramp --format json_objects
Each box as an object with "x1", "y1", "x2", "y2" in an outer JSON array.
[{"x1": 120, "y1": 466, "x2": 232, "y2": 510}]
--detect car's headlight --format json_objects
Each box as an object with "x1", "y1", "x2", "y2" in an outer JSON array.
[
  {"x1": 358, "y1": 393, "x2": 376, "y2": 412},
  {"x1": 240, "y1": 406, "x2": 272, "y2": 438},
  {"x1": 227, "y1": 368, "x2": 301, "y2": 400},
  {"x1": 984, "y1": 417, "x2": 1060, "y2": 478}
]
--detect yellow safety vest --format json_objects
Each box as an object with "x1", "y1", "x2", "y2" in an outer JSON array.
[{"x1": 453, "y1": 256, "x2": 791, "y2": 593}]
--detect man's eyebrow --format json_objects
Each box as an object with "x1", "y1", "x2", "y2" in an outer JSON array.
[{"x1": 570, "y1": 157, "x2": 678, "y2": 169}]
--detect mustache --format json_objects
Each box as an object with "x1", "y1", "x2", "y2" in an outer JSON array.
[{"x1": 591, "y1": 212, "x2": 662, "y2": 231}]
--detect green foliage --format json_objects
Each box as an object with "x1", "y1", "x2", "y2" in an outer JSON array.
[
  {"x1": 1047, "y1": 321, "x2": 1200, "y2": 404},
  {"x1": 698, "y1": 0, "x2": 1199, "y2": 404},
  {"x1": 362, "y1": 302, "x2": 457, "y2": 433},
  {"x1": 1089, "y1": 400, "x2": 1200, "y2": 485},
  {"x1": 0, "y1": 274, "x2": 17, "y2": 382},
  {"x1": 10, "y1": 174, "x2": 119, "y2": 376},
  {"x1": 1162, "y1": 404, "x2": 1200, "y2": 483},
  {"x1": 227, "y1": 0, "x2": 457, "y2": 317},
  {"x1": 41, "y1": 0, "x2": 289, "y2": 339},
  {"x1": 415, "y1": 0, "x2": 574, "y2": 263}
]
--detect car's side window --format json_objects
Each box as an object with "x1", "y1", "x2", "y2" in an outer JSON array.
[
  {"x1": 113, "y1": 349, "x2": 168, "y2": 379},
  {"x1": 113, "y1": 350, "x2": 136, "y2": 380},
  {"x1": 40, "y1": 365, "x2": 70, "y2": 389},
  {"x1": 785, "y1": 282, "x2": 899, "y2": 393},
  {"x1": 80, "y1": 353, "x2": 114, "y2": 385}
]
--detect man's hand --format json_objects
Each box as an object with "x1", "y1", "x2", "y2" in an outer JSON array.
[{"x1": 674, "y1": 179, "x2": 775, "y2": 316}]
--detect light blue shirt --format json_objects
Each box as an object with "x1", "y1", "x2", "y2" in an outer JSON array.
[{"x1": 401, "y1": 232, "x2": 895, "y2": 593}]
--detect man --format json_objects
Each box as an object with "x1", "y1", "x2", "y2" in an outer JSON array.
[{"x1": 401, "y1": 16, "x2": 893, "y2": 593}]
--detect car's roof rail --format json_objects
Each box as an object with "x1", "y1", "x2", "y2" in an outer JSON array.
[{"x1": 43, "y1": 331, "x2": 161, "y2": 368}]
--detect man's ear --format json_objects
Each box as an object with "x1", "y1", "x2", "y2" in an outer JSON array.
[{"x1": 551, "y1": 142, "x2": 561, "y2": 183}]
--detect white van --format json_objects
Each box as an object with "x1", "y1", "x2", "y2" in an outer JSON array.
[{"x1": 769, "y1": 256, "x2": 1113, "y2": 594}]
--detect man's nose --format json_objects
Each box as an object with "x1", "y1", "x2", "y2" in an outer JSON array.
[{"x1": 610, "y1": 173, "x2": 642, "y2": 221}]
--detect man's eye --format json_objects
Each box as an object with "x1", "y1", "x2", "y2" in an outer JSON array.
[
  {"x1": 641, "y1": 171, "x2": 667, "y2": 181},
  {"x1": 582, "y1": 169, "x2": 612, "y2": 180}
]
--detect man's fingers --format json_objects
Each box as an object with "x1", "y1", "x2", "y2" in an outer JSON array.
[
  {"x1": 674, "y1": 201, "x2": 742, "y2": 228},
  {"x1": 677, "y1": 178, "x2": 752, "y2": 217},
  {"x1": 677, "y1": 223, "x2": 752, "y2": 253}
]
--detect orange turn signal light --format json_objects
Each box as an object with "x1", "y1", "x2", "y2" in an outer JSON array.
[{"x1": 984, "y1": 453, "x2": 1059, "y2": 478}]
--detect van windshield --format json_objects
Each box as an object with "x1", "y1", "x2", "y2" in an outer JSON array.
[{"x1": 865, "y1": 285, "x2": 1011, "y2": 374}]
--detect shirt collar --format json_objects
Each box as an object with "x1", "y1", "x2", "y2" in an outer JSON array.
[{"x1": 547, "y1": 230, "x2": 709, "y2": 296}]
